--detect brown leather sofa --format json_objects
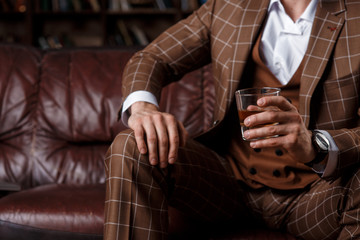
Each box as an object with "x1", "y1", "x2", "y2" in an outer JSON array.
[{"x1": 0, "y1": 43, "x2": 295, "y2": 240}]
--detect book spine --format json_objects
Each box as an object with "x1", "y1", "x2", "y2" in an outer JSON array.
[
  {"x1": 119, "y1": 0, "x2": 130, "y2": 10},
  {"x1": 72, "y1": 0, "x2": 82, "y2": 11},
  {"x1": 130, "y1": 24, "x2": 149, "y2": 46},
  {"x1": 117, "y1": 20, "x2": 133, "y2": 46},
  {"x1": 89, "y1": 0, "x2": 100, "y2": 11},
  {"x1": 108, "y1": 0, "x2": 120, "y2": 10}
]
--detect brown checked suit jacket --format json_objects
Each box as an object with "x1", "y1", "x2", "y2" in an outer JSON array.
[{"x1": 121, "y1": 0, "x2": 360, "y2": 180}]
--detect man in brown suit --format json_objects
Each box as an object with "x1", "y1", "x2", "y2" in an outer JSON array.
[{"x1": 104, "y1": 0, "x2": 360, "y2": 239}]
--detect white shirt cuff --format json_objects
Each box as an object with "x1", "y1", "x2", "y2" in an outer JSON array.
[{"x1": 121, "y1": 91, "x2": 159, "y2": 126}]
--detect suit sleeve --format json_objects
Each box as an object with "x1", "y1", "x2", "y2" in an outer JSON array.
[
  {"x1": 325, "y1": 126, "x2": 360, "y2": 179},
  {"x1": 120, "y1": 0, "x2": 216, "y2": 107}
]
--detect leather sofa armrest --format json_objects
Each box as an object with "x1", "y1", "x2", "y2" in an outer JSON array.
[
  {"x1": 0, "y1": 182, "x2": 21, "y2": 192},
  {"x1": 0, "y1": 182, "x2": 21, "y2": 198}
]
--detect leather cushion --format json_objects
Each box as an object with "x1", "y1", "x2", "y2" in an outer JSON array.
[
  {"x1": 0, "y1": 184, "x2": 104, "y2": 238},
  {"x1": 0, "y1": 221, "x2": 102, "y2": 240},
  {"x1": 0, "y1": 44, "x2": 41, "y2": 189}
]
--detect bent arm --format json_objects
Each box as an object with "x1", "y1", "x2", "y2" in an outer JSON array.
[{"x1": 121, "y1": 0, "x2": 215, "y2": 109}]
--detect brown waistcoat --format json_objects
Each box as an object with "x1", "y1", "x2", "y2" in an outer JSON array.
[{"x1": 226, "y1": 36, "x2": 319, "y2": 190}]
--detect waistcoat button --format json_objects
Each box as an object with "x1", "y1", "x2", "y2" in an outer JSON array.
[
  {"x1": 273, "y1": 170, "x2": 281, "y2": 177},
  {"x1": 253, "y1": 148, "x2": 261, "y2": 153},
  {"x1": 275, "y1": 149, "x2": 283, "y2": 156},
  {"x1": 249, "y1": 168, "x2": 257, "y2": 175}
]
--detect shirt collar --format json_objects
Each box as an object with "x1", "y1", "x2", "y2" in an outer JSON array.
[
  {"x1": 268, "y1": 0, "x2": 282, "y2": 11},
  {"x1": 268, "y1": 0, "x2": 319, "y2": 23},
  {"x1": 301, "y1": 0, "x2": 318, "y2": 22}
]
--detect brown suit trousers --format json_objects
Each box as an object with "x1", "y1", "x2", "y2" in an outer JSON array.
[{"x1": 104, "y1": 129, "x2": 360, "y2": 240}]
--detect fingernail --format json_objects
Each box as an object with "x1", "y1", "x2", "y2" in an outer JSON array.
[
  {"x1": 160, "y1": 162, "x2": 167, "y2": 168},
  {"x1": 245, "y1": 118, "x2": 251, "y2": 126},
  {"x1": 258, "y1": 98, "x2": 264, "y2": 105},
  {"x1": 250, "y1": 142, "x2": 256, "y2": 148},
  {"x1": 169, "y1": 158, "x2": 175, "y2": 164},
  {"x1": 151, "y1": 158, "x2": 157, "y2": 165},
  {"x1": 243, "y1": 131, "x2": 250, "y2": 139},
  {"x1": 140, "y1": 148, "x2": 146, "y2": 154}
]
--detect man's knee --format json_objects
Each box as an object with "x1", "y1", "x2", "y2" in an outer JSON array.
[
  {"x1": 104, "y1": 129, "x2": 168, "y2": 199},
  {"x1": 105, "y1": 129, "x2": 150, "y2": 175},
  {"x1": 109, "y1": 129, "x2": 137, "y2": 155}
]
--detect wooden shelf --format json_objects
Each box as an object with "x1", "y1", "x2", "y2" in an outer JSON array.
[
  {"x1": 106, "y1": 8, "x2": 178, "y2": 15},
  {"x1": 0, "y1": 12, "x2": 26, "y2": 18},
  {"x1": 34, "y1": 11, "x2": 102, "y2": 16},
  {"x1": 0, "y1": 0, "x2": 201, "y2": 48}
]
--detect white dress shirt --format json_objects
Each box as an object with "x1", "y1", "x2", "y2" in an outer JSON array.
[
  {"x1": 260, "y1": 0, "x2": 318, "y2": 85},
  {"x1": 121, "y1": 0, "x2": 338, "y2": 177}
]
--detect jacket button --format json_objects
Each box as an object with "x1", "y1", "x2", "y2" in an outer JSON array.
[
  {"x1": 253, "y1": 148, "x2": 261, "y2": 153},
  {"x1": 273, "y1": 170, "x2": 281, "y2": 177},
  {"x1": 213, "y1": 120, "x2": 219, "y2": 126},
  {"x1": 249, "y1": 167, "x2": 257, "y2": 175},
  {"x1": 275, "y1": 149, "x2": 283, "y2": 156}
]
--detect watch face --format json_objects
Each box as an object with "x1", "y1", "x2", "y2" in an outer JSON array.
[{"x1": 315, "y1": 133, "x2": 329, "y2": 151}]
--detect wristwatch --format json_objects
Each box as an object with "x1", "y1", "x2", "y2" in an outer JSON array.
[{"x1": 305, "y1": 130, "x2": 329, "y2": 167}]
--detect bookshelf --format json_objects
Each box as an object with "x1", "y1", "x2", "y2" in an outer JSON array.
[{"x1": 0, "y1": 0, "x2": 202, "y2": 49}]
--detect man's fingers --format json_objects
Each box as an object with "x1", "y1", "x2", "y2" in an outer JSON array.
[
  {"x1": 245, "y1": 111, "x2": 301, "y2": 128},
  {"x1": 133, "y1": 125, "x2": 148, "y2": 155},
  {"x1": 128, "y1": 105, "x2": 184, "y2": 167},
  {"x1": 142, "y1": 118, "x2": 159, "y2": 166},
  {"x1": 165, "y1": 116, "x2": 181, "y2": 165},
  {"x1": 258, "y1": 96, "x2": 296, "y2": 112},
  {"x1": 153, "y1": 114, "x2": 170, "y2": 168}
]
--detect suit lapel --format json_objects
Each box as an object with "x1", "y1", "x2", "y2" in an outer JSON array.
[
  {"x1": 299, "y1": 0, "x2": 345, "y2": 127},
  {"x1": 216, "y1": 0, "x2": 268, "y2": 121}
]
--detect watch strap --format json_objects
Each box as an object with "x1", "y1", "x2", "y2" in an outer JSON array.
[{"x1": 304, "y1": 151, "x2": 328, "y2": 167}]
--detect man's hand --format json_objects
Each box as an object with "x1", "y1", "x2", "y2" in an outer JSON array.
[
  {"x1": 242, "y1": 96, "x2": 316, "y2": 164},
  {"x1": 128, "y1": 101, "x2": 188, "y2": 168}
]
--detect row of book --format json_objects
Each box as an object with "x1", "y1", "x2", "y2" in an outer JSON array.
[
  {"x1": 108, "y1": 0, "x2": 206, "y2": 11},
  {"x1": 0, "y1": 34, "x2": 21, "y2": 43},
  {"x1": 0, "y1": 0, "x2": 26, "y2": 12},
  {"x1": 109, "y1": 0, "x2": 170, "y2": 11},
  {"x1": 38, "y1": 33, "x2": 106, "y2": 49},
  {"x1": 37, "y1": 0, "x2": 100, "y2": 12},
  {"x1": 0, "y1": 0, "x2": 207, "y2": 13},
  {"x1": 109, "y1": 20, "x2": 150, "y2": 46},
  {"x1": 37, "y1": 20, "x2": 150, "y2": 49},
  {"x1": 38, "y1": 35, "x2": 72, "y2": 49}
]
